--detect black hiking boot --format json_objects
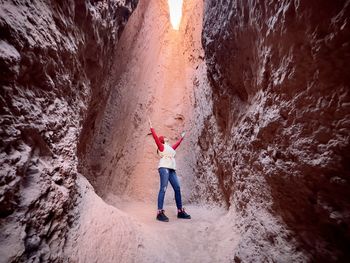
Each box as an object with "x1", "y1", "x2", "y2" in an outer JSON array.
[
  {"x1": 156, "y1": 210, "x2": 169, "y2": 222},
  {"x1": 177, "y1": 208, "x2": 191, "y2": 219}
]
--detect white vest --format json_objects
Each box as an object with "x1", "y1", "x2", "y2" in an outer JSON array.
[{"x1": 158, "y1": 143, "x2": 177, "y2": 170}]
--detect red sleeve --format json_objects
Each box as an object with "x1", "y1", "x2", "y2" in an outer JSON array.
[
  {"x1": 150, "y1": 128, "x2": 164, "y2": 152},
  {"x1": 172, "y1": 137, "x2": 183, "y2": 150}
]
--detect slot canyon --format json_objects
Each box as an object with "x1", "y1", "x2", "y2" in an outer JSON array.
[{"x1": 0, "y1": 0, "x2": 349, "y2": 262}]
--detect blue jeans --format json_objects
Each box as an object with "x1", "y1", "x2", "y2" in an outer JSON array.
[{"x1": 157, "y1": 167, "x2": 182, "y2": 210}]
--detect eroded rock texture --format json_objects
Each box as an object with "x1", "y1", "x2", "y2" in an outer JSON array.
[
  {"x1": 200, "y1": 0, "x2": 350, "y2": 261},
  {"x1": 0, "y1": 0, "x2": 137, "y2": 261}
]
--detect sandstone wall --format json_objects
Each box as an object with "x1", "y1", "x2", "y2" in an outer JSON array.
[
  {"x1": 77, "y1": 0, "x2": 205, "y2": 207},
  {"x1": 2, "y1": 0, "x2": 349, "y2": 261},
  {"x1": 0, "y1": 0, "x2": 137, "y2": 261},
  {"x1": 199, "y1": 0, "x2": 350, "y2": 261}
]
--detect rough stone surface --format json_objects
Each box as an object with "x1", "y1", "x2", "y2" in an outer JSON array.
[
  {"x1": 200, "y1": 0, "x2": 350, "y2": 262},
  {"x1": 77, "y1": 0, "x2": 204, "y2": 207},
  {"x1": 0, "y1": 0, "x2": 137, "y2": 261},
  {"x1": 1, "y1": 0, "x2": 349, "y2": 262}
]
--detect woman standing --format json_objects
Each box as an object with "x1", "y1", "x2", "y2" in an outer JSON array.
[{"x1": 148, "y1": 118, "x2": 191, "y2": 222}]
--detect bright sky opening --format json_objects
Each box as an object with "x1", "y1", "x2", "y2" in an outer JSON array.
[{"x1": 168, "y1": 0, "x2": 183, "y2": 30}]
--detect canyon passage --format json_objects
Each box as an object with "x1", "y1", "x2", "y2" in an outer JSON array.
[
  {"x1": 0, "y1": 0, "x2": 350, "y2": 262},
  {"x1": 66, "y1": 0, "x2": 240, "y2": 262}
]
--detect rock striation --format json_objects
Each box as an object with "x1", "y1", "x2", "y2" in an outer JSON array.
[
  {"x1": 199, "y1": 0, "x2": 350, "y2": 262},
  {"x1": 1, "y1": 0, "x2": 349, "y2": 262},
  {"x1": 0, "y1": 0, "x2": 137, "y2": 261}
]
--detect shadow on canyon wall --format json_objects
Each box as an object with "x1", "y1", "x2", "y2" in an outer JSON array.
[
  {"x1": 0, "y1": 0, "x2": 349, "y2": 262},
  {"x1": 201, "y1": 0, "x2": 350, "y2": 261}
]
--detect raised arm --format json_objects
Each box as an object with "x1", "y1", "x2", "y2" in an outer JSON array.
[
  {"x1": 172, "y1": 131, "x2": 186, "y2": 150},
  {"x1": 150, "y1": 127, "x2": 164, "y2": 152}
]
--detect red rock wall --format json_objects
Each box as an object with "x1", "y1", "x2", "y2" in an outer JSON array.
[
  {"x1": 200, "y1": 0, "x2": 350, "y2": 261},
  {"x1": 0, "y1": 0, "x2": 137, "y2": 261}
]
